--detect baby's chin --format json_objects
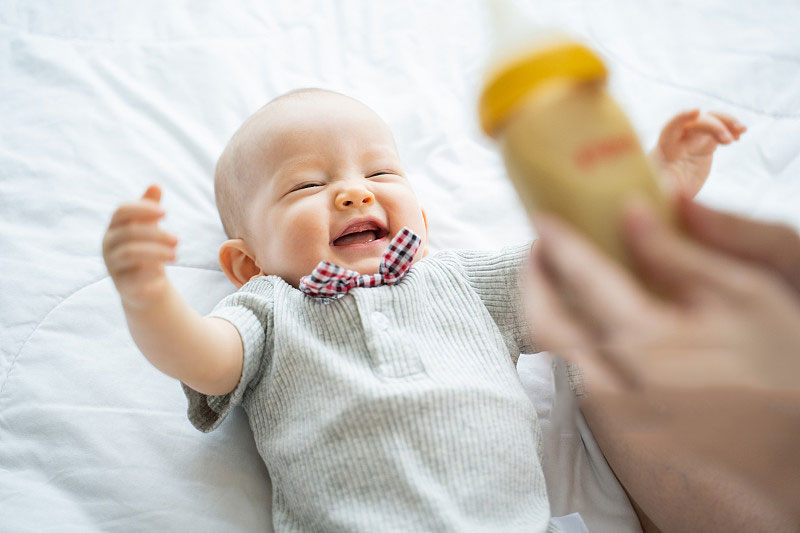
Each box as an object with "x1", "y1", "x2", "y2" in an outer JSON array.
[
  {"x1": 333, "y1": 254, "x2": 383, "y2": 276},
  {"x1": 283, "y1": 252, "x2": 382, "y2": 289},
  {"x1": 327, "y1": 238, "x2": 388, "y2": 275}
]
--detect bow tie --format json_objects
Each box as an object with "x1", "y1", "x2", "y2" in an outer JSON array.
[{"x1": 299, "y1": 227, "x2": 421, "y2": 299}]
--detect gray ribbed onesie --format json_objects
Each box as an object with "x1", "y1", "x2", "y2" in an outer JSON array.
[{"x1": 183, "y1": 244, "x2": 559, "y2": 532}]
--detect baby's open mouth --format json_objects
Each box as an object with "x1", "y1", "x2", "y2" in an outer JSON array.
[{"x1": 331, "y1": 220, "x2": 389, "y2": 246}]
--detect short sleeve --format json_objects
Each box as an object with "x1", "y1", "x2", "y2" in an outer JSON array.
[
  {"x1": 181, "y1": 278, "x2": 275, "y2": 432},
  {"x1": 450, "y1": 243, "x2": 536, "y2": 362}
]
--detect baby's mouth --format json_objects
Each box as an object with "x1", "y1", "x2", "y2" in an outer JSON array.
[
  {"x1": 333, "y1": 230, "x2": 382, "y2": 246},
  {"x1": 331, "y1": 220, "x2": 389, "y2": 247}
]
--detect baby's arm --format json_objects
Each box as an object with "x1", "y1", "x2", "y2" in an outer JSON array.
[
  {"x1": 650, "y1": 109, "x2": 746, "y2": 197},
  {"x1": 102, "y1": 185, "x2": 243, "y2": 396}
]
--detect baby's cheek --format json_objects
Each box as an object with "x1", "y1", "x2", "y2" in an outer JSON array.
[
  {"x1": 384, "y1": 189, "x2": 425, "y2": 232},
  {"x1": 402, "y1": 205, "x2": 428, "y2": 242},
  {"x1": 282, "y1": 214, "x2": 330, "y2": 265}
]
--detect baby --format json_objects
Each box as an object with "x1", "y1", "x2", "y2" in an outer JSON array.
[{"x1": 102, "y1": 88, "x2": 744, "y2": 532}]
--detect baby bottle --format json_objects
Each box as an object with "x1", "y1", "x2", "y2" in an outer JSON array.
[{"x1": 478, "y1": 0, "x2": 671, "y2": 267}]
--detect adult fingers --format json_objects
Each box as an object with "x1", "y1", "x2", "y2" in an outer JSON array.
[
  {"x1": 622, "y1": 199, "x2": 759, "y2": 301},
  {"x1": 679, "y1": 197, "x2": 800, "y2": 294},
  {"x1": 524, "y1": 243, "x2": 594, "y2": 353},
  {"x1": 534, "y1": 214, "x2": 658, "y2": 341},
  {"x1": 525, "y1": 244, "x2": 632, "y2": 393}
]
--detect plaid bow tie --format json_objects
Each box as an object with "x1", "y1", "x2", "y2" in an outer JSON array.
[{"x1": 299, "y1": 227, "x2": 421, "y2": 299}]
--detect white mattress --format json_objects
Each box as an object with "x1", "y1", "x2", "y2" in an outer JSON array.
[{"x1": 2, "y1": 1, "x2": 798, "y2": 531}]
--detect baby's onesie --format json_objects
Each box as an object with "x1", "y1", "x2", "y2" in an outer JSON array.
[{"x1": 183, "y1": 244, "x2": 560, "y2": 532}]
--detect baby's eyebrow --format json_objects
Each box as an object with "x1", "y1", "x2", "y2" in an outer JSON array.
[
  {"x1": 272, "y1": 156, "x2": 326, "y2": 183},
  {"x1": 360, "y1": 146, "x2": 400, "y2": 164}
]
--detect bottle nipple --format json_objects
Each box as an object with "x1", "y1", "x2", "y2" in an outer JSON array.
[{"x1": 485, "y1": 0, "x2": 563, "y2": 68}]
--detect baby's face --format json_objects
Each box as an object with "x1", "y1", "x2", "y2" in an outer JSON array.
[{"x1": 238, "y1": 94, "x2": 428, "y2": 287}]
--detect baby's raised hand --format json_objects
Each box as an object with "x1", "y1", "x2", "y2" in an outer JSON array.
[
  {"x1": 651, "y1": 109, "x2": 746, "y2": 198},
  {"x1": 102, "y1": 184, "x2": 179, "y2": 309}
]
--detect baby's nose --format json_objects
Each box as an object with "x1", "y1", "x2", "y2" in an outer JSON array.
[{"x1": 335, "y1": 187, "x2": 375, "y2": 210}]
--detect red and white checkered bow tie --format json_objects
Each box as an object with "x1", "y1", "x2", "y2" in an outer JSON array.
[{"x1": 299, "y1": 227, "x2": 421, "y2": 299}]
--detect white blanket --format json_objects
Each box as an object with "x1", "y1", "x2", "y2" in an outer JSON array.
[{"x1": 2, "y1": 1, "x2": 798, "y2": 531}]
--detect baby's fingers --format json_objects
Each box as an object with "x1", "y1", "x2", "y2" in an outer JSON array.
[
  {"x1": 103, "y1": 223, "x2": 178, "y2": 254},
  {"x1": 658, "y1": 109, "x2": 701, "y2": 147},
  {"x1": 108, "y1": 201, "x2": 165, "y2": 228},
  {"x1": 684, "y1": 113, "x2": 735, "y2": 144},
  {"x1": 108, "y1": 185, "x2": 166, "y2": 228},
  {"x1": 708, "y1": 111, "x2": 747, "y2": 140},
  {"x1": 106, "y1": 241, "x2": 176, "y2": 273}
]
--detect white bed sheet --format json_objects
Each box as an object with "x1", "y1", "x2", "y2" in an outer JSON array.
[{"x1": 2, "y1": 1, "x2": 798, "y2": 531}]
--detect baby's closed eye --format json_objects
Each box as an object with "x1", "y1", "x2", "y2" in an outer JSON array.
[
  {"x1": 291, "y1": 182, "x2": 324, "y2": 192},
  {"x1": 366, "y1": 170, "x2": 404, "y2": 181}
]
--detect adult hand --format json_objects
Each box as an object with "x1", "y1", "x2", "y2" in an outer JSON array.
[
  {"x1": 526, "y1": 195, "x2": 800, "y2": 394},
  {"x1": 525, "y1": 196, "x2": 800, "y2": 529}
]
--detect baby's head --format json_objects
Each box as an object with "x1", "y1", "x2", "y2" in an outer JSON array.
[{"x1": 215, "y1": 89, "x2": 428, "y2": 288}]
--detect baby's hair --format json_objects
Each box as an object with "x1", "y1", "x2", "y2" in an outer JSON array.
[{"x1": 214, "y1": 88, "x2": 353, "y2": 239}]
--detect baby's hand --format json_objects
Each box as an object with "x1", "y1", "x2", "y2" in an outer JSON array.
[
  {"x1": 650, "y1": 109, "x2": 746, "y2": 198},
  {"x1": 102, "y1": 184, "x2": 179, "y2": 309}
]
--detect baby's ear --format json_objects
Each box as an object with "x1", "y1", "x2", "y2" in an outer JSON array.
[{"x1": 219, "y1": 239, "x2": 262, "y2": 288}]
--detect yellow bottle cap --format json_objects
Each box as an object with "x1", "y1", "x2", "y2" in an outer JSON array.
[{"x1": 479, "y1": 42, "x2": 607, "y2": 137}]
